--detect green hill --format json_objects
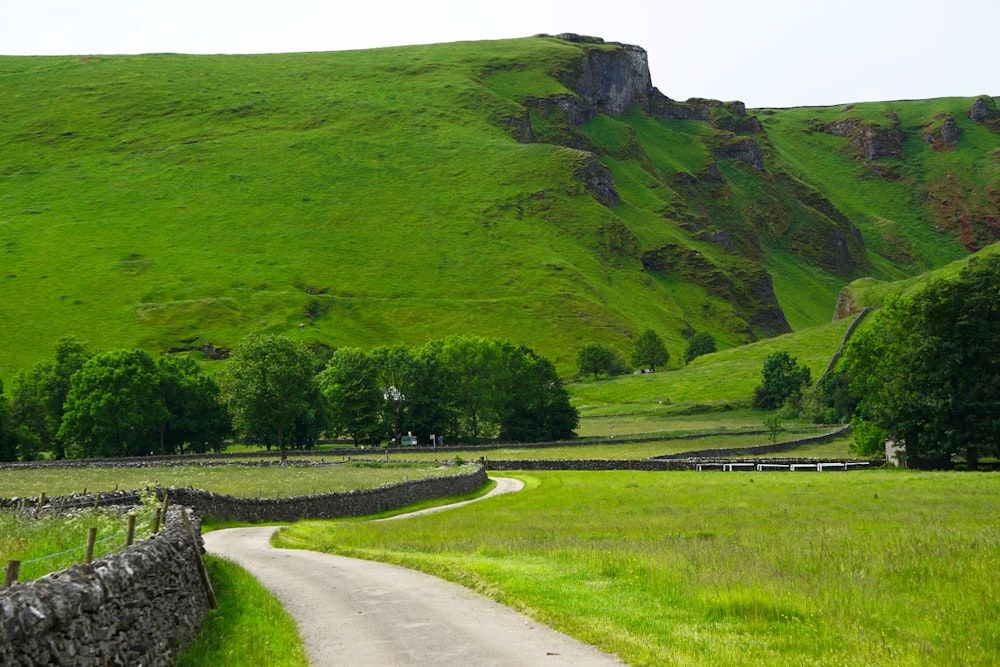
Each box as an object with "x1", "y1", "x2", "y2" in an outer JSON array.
[{"x1": 1, "y1": 35, "x2": 997, "y2": 379}]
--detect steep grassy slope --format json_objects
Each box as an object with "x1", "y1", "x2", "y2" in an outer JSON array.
[
  {"x1": 760, "y1": 99, "x2": 998, "y2": 277},
  {"x1": 0, "y1": 36, "x2": 995, "y2": 380}
]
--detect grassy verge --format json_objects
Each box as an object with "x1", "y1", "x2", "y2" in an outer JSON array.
[
  {"x1": 275, "y1": 470, "x2": 1000, "y2": 666},
  {"x1": 175, "y1": 555, "x2": 308, "y2": 667}
]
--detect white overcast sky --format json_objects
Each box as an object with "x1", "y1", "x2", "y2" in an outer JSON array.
[{"x1": 1, "y1": 0, "x2": 996, "y2": 108}]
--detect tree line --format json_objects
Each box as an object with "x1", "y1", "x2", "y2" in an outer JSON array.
[
  {"x1": 747, "y1": 254, "x2": 1000, "y2": 469},
  {"x1": 576, "y1": 328, "x2": 716, "y2": 379},
  {"x1": 0, "y1": 334, "x2": 578, "y2": 461}
]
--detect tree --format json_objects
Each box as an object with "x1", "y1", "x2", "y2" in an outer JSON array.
[
  {"x1": 753, "y1": 351, "x2": 811, "y2": 410},
  {"x1": 493, "y1": 344, "x2": 578, "y2": 442},
  {"x1": 218, "y1": 334, "x2": 319, "y2": 460},
  {"x1": 370, "y1": 345, "x2": 417, "y2": 445},
  {"x1": 58, "y1": 349, "x2": 167, "y2": 458},
  {"x1": 405, "y1": 340, "x2": 460, "y2": 444},
  {"x1": 156, "y1": 356, "x2": 231, "y2": 455},
  {"x1": 845, "y1": 254, "x2": 1000, "y2": 468},
  {"x1": 631, "y1": 329, "x2": 669, "y2": 372},
  {"x1": 0, "y1": 379, "x2": 15, "y2": 462},
  {"x1": 576, "y1": 342, "x2": 617, "y2": 380},
  {"x1": 317, "y1": 347, "x2": 384, "y2": 445},
  {"x1": 684, "y1": 332, "x2": 717, "y2": 364},
  {"x1": 9, "y1": 336, "x2": 91, "y2": 458},
  {"x1": 437, "y1": 335, "x2": 496, "y2": 441}
]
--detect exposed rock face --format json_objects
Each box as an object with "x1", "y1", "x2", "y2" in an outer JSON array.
[
  {"x1": 650, "y1": 96, "x2": 712, "y2": 121},
  {"x1": 939, "y1": 117, "x2": 961, "y2": 143},
  {"x1": 524, "y1": 93, "x2": 595, "y2": 127},
  {"x1": 820, "y1": 114, "x2": 904, "y2": 160},
  {"x1": 920, "y1": 114, "x2": 960, "y2": 149},
  {"x1": 712, "y1": 134, "x2": 766, "y2": 171},
  {"x1": 969, "y1": 96, "x2": 999, "y2": 122},
  {"x1": 640, "y1": 244, "x2": 791, "y2": 337},
  {"x1": 573, "y1": 43, "x2": 654, "y2": 117},
  {"x1": 576, "y1": 154, "x2": 621, "y2": 206}
]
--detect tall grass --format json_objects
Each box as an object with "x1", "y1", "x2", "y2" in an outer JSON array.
[
  {"x1": 276, "y1": 471, "x2": 1000, "y2": 666},
  {"x1": 0, "y1": 461, "x2": 468, "y2": 499},
  {"x1": 0, "y1": 493, "x2": 159, "y2": 580}
]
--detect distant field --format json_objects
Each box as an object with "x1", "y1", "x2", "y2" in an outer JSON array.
[
  {"x1": 568, "y1": 316, "x2": 856, "y2": 411},
  {"x1": 277, "y1": 470, "x2": 1000, "y2": 667},
  {"x1": 0, "y1": 461, "x2": 464, "y2": 499}
]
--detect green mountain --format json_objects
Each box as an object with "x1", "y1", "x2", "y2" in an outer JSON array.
[{"x1": 1, "y1": 34, "x2": 997, "y2": 378}]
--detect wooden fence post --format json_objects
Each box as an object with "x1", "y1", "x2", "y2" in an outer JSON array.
[
  {"x1": 85, "y1": 527, "x2": 97, "y2": 563},
  {"x1": 4, "y1": 560, "x2": 20, "y2": 587},
  {"x1": 158, "y1": 492, "x2": 169, "y2": 533},
  {"x1": 126, "y1": 515, "x2": 136, "y2": 547},
  {"x1": 181, "y1": 509, "x2": 218, "y2": 610}
]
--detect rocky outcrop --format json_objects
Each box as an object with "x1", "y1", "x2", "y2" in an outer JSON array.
[
  {"x1": 576, "y1": 43, "x2": 653, "y2": 117},
  {"x1": 820, "y1": 113, "x2": 904, "y2": 160},
  {"x1": 969, "y1": 96, "x2": 999, "y2": 122},
  {"x1": 969, "y1": 96, "x2": 1000, "y2": 133},
  {"x1": 711, "y1": 134, "x2": 766, "y2": 171},
  {"x1": 650, "y1": 96, "x2": 714, "y2": 122},
  {"x1": 921, "y1": 114, "x2": 961, "y2": 149},
  {"x1": 575, "y1": 154, "x2": 621, "y2": 206},
  {"x1": 640, "y1": 245, "x2": 791, "y2": 337}
]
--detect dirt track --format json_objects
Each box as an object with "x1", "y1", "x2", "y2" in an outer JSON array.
[{"x1": 203, "y1": 478, "x2": 624, "y2": 666}]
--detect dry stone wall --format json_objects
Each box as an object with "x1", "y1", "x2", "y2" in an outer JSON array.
[
  {"x1": 0, "y1": 508, "x2": 210, "y2": 667},
  {"x1": 164, "y1": 465, "x2": 488, "y2": 523},
  {"x1": 0, "y1": 465, "x2": 488, "y2": 665}
]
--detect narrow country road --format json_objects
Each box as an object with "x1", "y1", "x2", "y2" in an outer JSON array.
[{"x1": 203, "y1": 478, "x2": 624, "y2": 666}]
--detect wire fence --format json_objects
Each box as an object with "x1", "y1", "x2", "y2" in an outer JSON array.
[{"x1": 2, "y1": 492, "x2": 169, "y2": 586}]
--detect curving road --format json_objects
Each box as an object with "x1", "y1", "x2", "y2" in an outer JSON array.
[{"x1": 203, "y1": 478, "x2": 624, "y2": 666}]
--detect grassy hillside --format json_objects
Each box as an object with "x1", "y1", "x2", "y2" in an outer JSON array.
[{"x1": 1, "y1": 36, "x2": 995, "y2": 379}]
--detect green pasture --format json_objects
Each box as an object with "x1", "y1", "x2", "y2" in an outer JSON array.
[
  {"x1": 0, "y1": 495, "x2": 160, "y2": 581},
  {"x1": 392, "y1": 432, "x2": 853, "y2": 463},
  {"x1": 1, "y1": 38, "x2": 989, "y2": 379},
  {"x1": 568, "y1": 316, "x2": 856, "y2": 413},
  {"x1": 277, "y1": 470, "x2": 1000, "y2": 667},
  {"x1": 0, "y1": 461, "x2": 467, "y2": 499}
]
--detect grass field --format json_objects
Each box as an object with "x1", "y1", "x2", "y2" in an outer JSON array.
[
  {"x1": 0, "y1": 494, "x2": 160, "y2": 581},
  {"x1": 276, "y1": 470, "x2": 1000, "y2": 666},
  {"x1": 1, "y1": 39, "x2": 990, "y2": 379},
  {"x1": 0, "y1": 461, "x2": 468, "y2": 499}
]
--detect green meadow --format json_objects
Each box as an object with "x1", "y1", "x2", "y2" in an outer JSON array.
[
  {"x1": 0, "y1": 461, "x2": 467, "y2": 499},
  {"x1": 276, "y1": 470, "x2": 1000, "y2": 667},
  {"x1": 2, "y1": 38, "x2": 993, "y2": 379}
]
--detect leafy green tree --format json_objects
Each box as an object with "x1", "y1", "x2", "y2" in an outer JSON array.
[
  {"x1": 370, "y1": 344, "x2": 418, "y2": 445},
  {"x1": 437, "y1": 335, "x2": 496, "y2": 441},
  {"x1": 0, "y1": 379, "x2": 15, "y2": 462},
  {"x1": 9, "y1": 336, "x2": 91, "y2": 458},
  {"x1": 845, "y1": 254, "x2": 1000, "y2": 468},
  {"x1": 752, "y1": 351, "x2": 811, "y2": 410},
  {"x1": 156, "y1": 356, "x2": 231, "y2": 454},
  {"x1": 58, "y1": 349, "x2": 167, "y2": 458},
  {"x1": 684, "y1": 332, "x2": 717, "y2": 364},
  {"x1": 577, "y1": 342, "x2": 617, "y2": 380},
  {"x1": 493, "y1": 344, "x2": 578, "y2": 442},
  {"x1": 631, "y1": 329, "x2": 669, "y2": 372},
  {"x1": 317, "y1": 347, "x2": 384, "y2": 445},
  {"x1": 218, "y1": 334, "x2": 319, "y2": 460},
  {"x1": 405, "y1": 340, "x2": 460, "y2": 444}
]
